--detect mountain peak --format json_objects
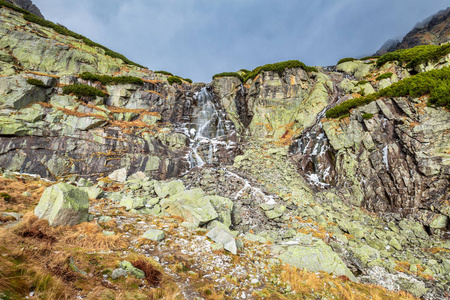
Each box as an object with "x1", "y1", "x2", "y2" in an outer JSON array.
[
  {"x1": 375, "y1": 6, "x2": 450, "y2": 55},
  {"x1": 4, "y1": 0, "x2": 44, "y2": 18}
]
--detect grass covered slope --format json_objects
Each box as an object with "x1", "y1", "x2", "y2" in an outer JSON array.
[{"x1": 327, "y1": 66, "x2": 450, "y2": 118}]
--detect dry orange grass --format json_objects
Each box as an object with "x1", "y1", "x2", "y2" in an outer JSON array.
[
  {"x1": 57, "y1": 107, "x2": 108, "y2": 120},
  {"x1": 15, "y1": 213, "x2": 128, "y2": 251},
  {"x1": 271, "y1": 265, "x2": 417, "y2": 300},
  {"x1": 0, "y1": 175, "x2": 51, "y2": 213}
]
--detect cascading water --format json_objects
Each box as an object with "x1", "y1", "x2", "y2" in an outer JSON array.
[
  {"x1": 182, "y1": 87, "x2": 236, "y2": 168},
  {"x1": 290, "y1": 108, "x2": 336, "y2": 188}
]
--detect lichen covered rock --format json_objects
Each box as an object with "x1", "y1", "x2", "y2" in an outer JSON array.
[{"x1": 34, "y1": 183, "x2": 89, "y2": 226}]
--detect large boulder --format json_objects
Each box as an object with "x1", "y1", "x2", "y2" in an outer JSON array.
[
  {"x1": 154, "y1": 180, "x2": 185, "y2": 198},
  {"x1": 271, "y1": 234, "x2": 357, "y2": 281},
  {"x1": 160, "y1": 188, "x2": 218, "y2": 226},
  {"x1": 206, "y1": 226, "x2": 237, "y2": 254},
  {"x1": 34, "y1": 183, "x2": 89, "y2": 226},
  {"x1": 205, "y1": 196, "x2": 233, "y2": 228}
]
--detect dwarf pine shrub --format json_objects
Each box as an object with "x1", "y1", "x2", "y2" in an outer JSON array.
[
  {"x1": 26, "y1": 78, "x2": 47, "y2": 88},
  {"x1": 244, "y1": 60, "x2": 317, "y2": 82},
  {"x1": 337, "y1": 57, "x2": 356, "y2": 64},
  {"x1": 167, "y1": 76, "x2": 183, "y2": 85},
  {"x1": 62, "y1": 84, "x2": 107, "y2": 98},
  {"x1": 79, "y1": 72, "x2": 143, "y2": 85},
  {"x1": 154, "y1": 71, "x2": 173, "y2": 76},
  {"x1": 376, "y1": 44, "x2": 450, "y2": 68},
  {"x1": 212, "y1": 72, "x2": 244, "y2": 82},
  {"x1": 375, "y1": 72, "x2": 393, "y2": 81}
]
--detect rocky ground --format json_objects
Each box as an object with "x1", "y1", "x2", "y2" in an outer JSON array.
[{"x1": 2, "y1": 169, "x2": 447, "y2": 299}]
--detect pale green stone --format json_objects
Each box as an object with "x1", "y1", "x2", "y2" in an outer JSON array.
[
  {"x1": 34, "y1": 183, "x2": 89, "y2": 226},
  {"x1": 154, "y1": 180, "x2": 185, "y2": 198},
  {"x1": 276, "y1": 240, "x2": 356, "y2": 281},
  {"x1": 145, "y1": 156, "x2": 161, "y2": 172},
  {"x1": 119, "y1": 261, "x2": 145, "y2": 279},
  {"x1": 142, "y1": 229, "x2": 165, "y2": 242},
  {"x1": 161, "y1": 188, "x2": 218, "y2": 225},
  {"x1": 119, "y1": 197, "x2": 146, "y2": 211},
  {"x1": 265, "y1": 205, "x2": 286, "y2": 219},
  {"x1": 206, "y1": 196, "x2": 233, "y2": 228}
]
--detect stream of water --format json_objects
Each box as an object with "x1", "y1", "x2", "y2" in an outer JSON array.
[{"x1": 179, "y1": 87, "x2": 235, "y2": 168}]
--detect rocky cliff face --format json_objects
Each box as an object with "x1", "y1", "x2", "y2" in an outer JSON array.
[
  {"x1": 376, "y1": 7, "x2": 450, "y2": 55},
  {"x1": 0, "y1": 2, "x2": 450, "y2": 299},
  {"x1": 4, "y1": 0, "x2": 43, "y2": 18}
]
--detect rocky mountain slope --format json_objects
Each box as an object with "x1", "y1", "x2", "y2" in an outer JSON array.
[
  {"x1": 375, "y1": 7, "x2": 450, "y2": 55},
  {"x1": 0, "y1": 2, "x2": 449, "y2": 300}
]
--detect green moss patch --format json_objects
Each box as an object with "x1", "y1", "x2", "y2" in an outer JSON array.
[{"x1": 362, "y1": 113, "x2": 374, "y2": 120}]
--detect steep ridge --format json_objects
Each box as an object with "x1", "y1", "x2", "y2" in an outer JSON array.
[
  {"x1": 375, "y1": 6, "x2": 450, "y2": 55},
  {"x1": 0, "y1": 2, "x2": 449, "y2": 299}
]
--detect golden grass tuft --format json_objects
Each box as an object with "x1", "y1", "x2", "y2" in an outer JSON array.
[
  {"x1": 276, "y1": 265, "x2": 417, "y2": 300},
  {"x1": 0, "y1": 175, "x2": 52, "y2": 214}
]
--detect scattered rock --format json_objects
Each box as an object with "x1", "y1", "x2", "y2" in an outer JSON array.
[
  {"x1": 111, "y1": 268, "x2": 128, "y2": 280},
  {"x1": 108, "y1": 168, "x2": 127, "y2": 183},
  {"x1": 272, "y1": 237, "x2": 357, "y2": 282},
  {"x1": 142, "y1": 229, "x2": 165, "y2": 242},
  {"x1": 119, "y1": 261, "x2": 145, "y2": 279},
  {"x1": 120, "y1": 197, "x2": 146, "y2": 211},
  {"x1": 154, "y1": 180, "x2": 185, "y2": 198},
  {"x1": 206, "y1": 226, "x2": 237, "y2": 255},
  {"x1": 160, "y1": 188, "x2": 218, "y2": 226}
]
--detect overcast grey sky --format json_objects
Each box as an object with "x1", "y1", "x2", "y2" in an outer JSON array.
[{"x1": 32, "y1": 0, "x2": 449, "y2": 82}]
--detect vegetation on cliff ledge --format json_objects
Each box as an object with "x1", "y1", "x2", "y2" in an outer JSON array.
[
  {"x1": 167, "y1": 76, "x2": 183, "y2": 85},
  {"x1": 212, "y1": 72, "x2": 245, "y2": 82},
  {"x1": 337, "y1": 57, "x2": 356, "y2": 64},
  {"x1": 154, "y1": 71, "x2": 173, "y2": 76},
  {"x1": 0, "y1": 0, "x2": 145, "y2": 69},
  {"x1": 375, "y1": 72, "x2": 393, "y2": 81},
  {"x1": 244, "y1": 60, "x2": 318, "y2": 82},
  {"x1": 79, "y1": 72, "x2": 143, "y2": 85},
  {"x1": 26, "y1": 78, "x2": 48, "y2": 88},
  {"x1": 376, "y1": 44, "x2": 450, "y2": 69},
  {"x1": 326, "y1": 66, "x2": 450, "y2": 118},
  {"x1": 62, "y1": 84, "x2": 108, "y2": 98}
]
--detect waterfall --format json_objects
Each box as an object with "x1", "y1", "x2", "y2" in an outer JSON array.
[
  {"x1": 290, "y1": 106, "x2": 335, "y2": 188},
  {"x1": 185, "y1": 87, "x2": 233, "y2": 167}
]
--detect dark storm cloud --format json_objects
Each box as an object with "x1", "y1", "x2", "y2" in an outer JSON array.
[{"x1": 32, "y1": 0, "x2": 450, "y2": 82}]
